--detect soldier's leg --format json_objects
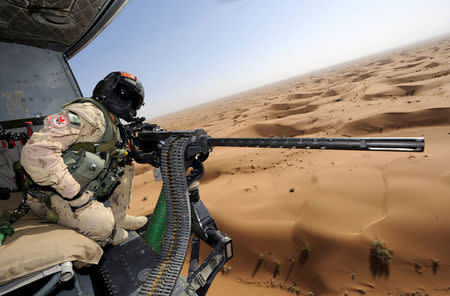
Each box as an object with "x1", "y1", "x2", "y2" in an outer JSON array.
[
  {"x1": 108, "y1": 164, "x2": 147, "y2": 230},
  {"x1": 27, "y1": 194, "x2": 115, "y2": 246},
  {"x1": 27, "y1": 196, "x2": 49, "y2": 219}
]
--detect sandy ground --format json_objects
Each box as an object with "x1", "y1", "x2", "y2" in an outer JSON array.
[{"x1": 129, "y1": 38, "x2": 450, "y2": 296}]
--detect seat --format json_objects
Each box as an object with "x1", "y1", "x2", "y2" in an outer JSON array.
[{"x1": 0, "y1": 193, "x2": 103, "y2": 285}]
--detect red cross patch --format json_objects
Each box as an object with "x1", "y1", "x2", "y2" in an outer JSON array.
[{"x1": 47, "y1": 113, "x2": 70, "y2": 128}]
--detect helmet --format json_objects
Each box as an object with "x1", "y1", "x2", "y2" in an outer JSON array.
[{"x1": 93, "y1": 71, "x2": 145, "y2": 122}]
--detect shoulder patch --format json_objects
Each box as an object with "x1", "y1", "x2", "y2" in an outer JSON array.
[
  {"x1": 67, "y1": 111, "x2": 81, "y2": 126},
  {"x1": 47, "y1": 112, "x2": 70, "y2": 128}
]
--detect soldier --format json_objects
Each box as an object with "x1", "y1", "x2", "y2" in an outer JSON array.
[{"x1": 20, "y1": 71, "x2": 147, "y2": 246}]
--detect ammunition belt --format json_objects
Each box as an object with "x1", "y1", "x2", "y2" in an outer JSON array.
[{"x1": 138, "y1": 137, "x2": 192, "y2": 296}]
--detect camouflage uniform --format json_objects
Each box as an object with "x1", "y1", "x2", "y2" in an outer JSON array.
[{"x1": 21, "y1": 101, "x2": 141, "y2": 246}]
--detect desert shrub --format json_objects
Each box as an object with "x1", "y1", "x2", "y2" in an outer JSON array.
[
  {"x1": 432, "y1": 259, "x2": 439, "y2": 274},
  {"x1": 252, "y1": 252, "x2": 264, "y2": 277},
  {"x1": 369, "y1": 240, "x2": 392, "y2": 277},
  {"x1": 414, "y1": 262, "x2": 422, "y2": 274},
  {"x1": 259, "y1": 252, "x2": 265, "y2": 261},
  {"x1": 300, "y1": 246, "x2": 310, "y2": 267},
  {"x1": 273, "y1": 260, "x2": 281, "y2": 277}
]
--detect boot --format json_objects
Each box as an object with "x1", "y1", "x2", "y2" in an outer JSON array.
[
  {"x1": 115, "y1": 214, "x2": 148, "y2": 231},
  {"x1": 111, "y1": 227, "x2": 128, "y2": 245}
]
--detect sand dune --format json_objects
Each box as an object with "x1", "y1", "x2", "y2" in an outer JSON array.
[
  {"x1": 339, "y1": 107, "x2": 450, "y2": 135},
  {"x1": 321, "y1": 89, "x2": 338, "y2": 97},
  {"x1": 288, "y1": 92, "x2": 323, "y2": 100},
  {"x1": 361, "y1": 83, "x2": 412, "y2": 100},
  {"x1": 129, "y1": 38, "x2": 450, "y2": 296}
]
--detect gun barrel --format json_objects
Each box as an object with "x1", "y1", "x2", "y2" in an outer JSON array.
[{"x1": 207, "y1": 137, "x2": 424, "y2": 152}]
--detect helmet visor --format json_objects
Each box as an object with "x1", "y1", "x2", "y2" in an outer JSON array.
[{"x1": 113, "y1": 79, "x2": 144, "y2": 110}]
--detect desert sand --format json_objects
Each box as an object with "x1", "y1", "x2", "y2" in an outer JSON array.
[{"x1": 129, "y1": 38, "x2": 450, "y2": 296}]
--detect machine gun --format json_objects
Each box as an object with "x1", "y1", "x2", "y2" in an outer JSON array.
[
  {"x1": 91, "y1": 117, "x2": 424, "y2": 296},
  {"x1": 123, "y1": 117, "x2": 424, "y2": 165}
]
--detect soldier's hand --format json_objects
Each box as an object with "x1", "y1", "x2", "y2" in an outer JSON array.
[{"x1": 68, "y1": 190, "x2": 94, "y2": 211}]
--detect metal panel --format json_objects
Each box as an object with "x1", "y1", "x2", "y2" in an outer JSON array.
[
  {"x1": 65, "y1": 0, "x2": 130, "y2": 59},
  {"x1": 0, "y1": 0, "x2": 107, "y2": 51},
  {"x1": 0, "y1": 42, "x2": 81, "y2": 122},
  {"x1": 0, "y1": 0, "x2": 129, "y2": 59}
]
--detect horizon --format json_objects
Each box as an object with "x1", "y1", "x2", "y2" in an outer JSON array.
[
  {"x1": 151, "y1": 33, "x2": 450, "y2": 119},
  {"x1": 69, "y1": 1, "x2": 450, "y2": 118}
]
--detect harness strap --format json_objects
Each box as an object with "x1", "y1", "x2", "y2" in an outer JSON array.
[
  {"x1": 69, "y1": 141, "x2": 117, "y2": 154},
  {"x1": 61, "y1": 189, "x2": 84, "y2": 201},
  {"x1": 69, "y1": 195, "x2": 94, "y2": 212}
]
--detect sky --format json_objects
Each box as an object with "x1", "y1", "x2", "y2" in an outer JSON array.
[{"x1": 69, "y1": 0, "x2": 450, "y2": 118}]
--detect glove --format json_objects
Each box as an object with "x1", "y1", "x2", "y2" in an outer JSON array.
[{"x1": 67, "y1": 190, "x2": 94, "y2": 211}]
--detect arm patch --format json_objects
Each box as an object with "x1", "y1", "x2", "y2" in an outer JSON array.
[
  {"x1": 46, "y1": 111, "x2": 80, "y2": 128},
  {"x1": 68, "y1": 111, "x2": 81, "y2": 126},
  {"x1": 47, "y1": 113, "x2": 69, "y2": 128}
]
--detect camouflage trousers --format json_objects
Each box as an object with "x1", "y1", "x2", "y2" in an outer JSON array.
[{"x1": 28, "y1": 165, "x2": 135, "y2": 246}]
